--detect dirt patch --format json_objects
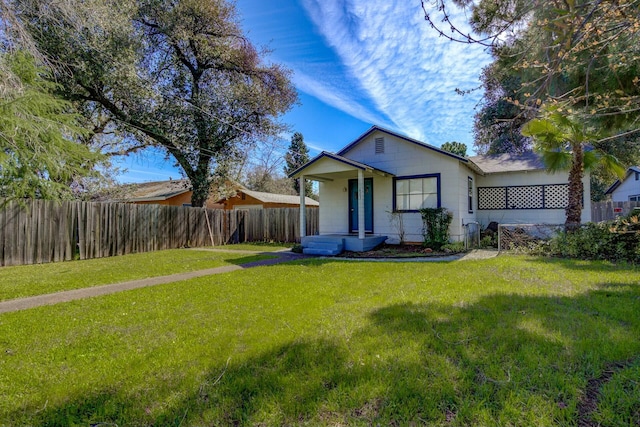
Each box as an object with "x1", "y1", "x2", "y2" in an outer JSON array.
[
  {"x1": 577, "y1": 358, "x2": 638, "y2": 427},
  {"x1": 340, "y1": 244, "x2": 462, "y2": 259}
]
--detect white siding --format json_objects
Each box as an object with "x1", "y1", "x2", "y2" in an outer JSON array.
[
  {"x1": 339, "y1": 130, "x2": 471, "y2": 243},
  {"x1": 475, "y1": 169, "x2": 591, "y2": 225},
  {"x1": 610, "y1": 173, "x2": 640, "y2": 202}
]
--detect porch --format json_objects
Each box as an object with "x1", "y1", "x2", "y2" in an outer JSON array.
[{"x1": 301, "y1": 234, "x2": 388, "y2": 256}]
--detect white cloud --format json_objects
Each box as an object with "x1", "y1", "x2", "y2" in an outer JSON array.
[{"x1": 300, "y1": 0, "x2": 492, "y2": 145}]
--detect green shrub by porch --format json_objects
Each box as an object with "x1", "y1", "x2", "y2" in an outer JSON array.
[{"x1": 419, "y1": 207, "x2": 453, "y2": 250}]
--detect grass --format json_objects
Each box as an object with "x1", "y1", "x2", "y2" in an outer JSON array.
[
  {"x1": 210, "y1": 242, "x2": 293, "y2": 251},
  {"x1": 0, "y1": 255, "x2": 639, "y2": 426},
  {"x1": 0, "y1": 247, "x2": 274, "y2": 301}
]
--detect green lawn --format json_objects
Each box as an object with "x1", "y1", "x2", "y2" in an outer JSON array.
[
  {"x1": 0, "y1": 247, "x2": 274, "y2": 301},
  {"x1": 0, "y1": 256, "x2": 639, "y2": 426}
]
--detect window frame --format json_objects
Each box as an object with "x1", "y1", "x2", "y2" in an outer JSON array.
[
  {"x1": 468, "y1": 176, "x2": 474, "y2": 213},
  {"x1": 629, "y1": 194, "x2": 640, "y2": 202},
  {"x1": 392, "y1": 173, "x2": 441, "y2": 213}
]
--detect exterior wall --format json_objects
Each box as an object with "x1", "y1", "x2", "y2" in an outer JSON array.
[
  {"x1": 222, "y1": 193, "x2": 318, "y2": 210},
  {"x1": 475, "y1": 169, "x2": 591, "y2": 225},
  {"x1": 319, "y1": 179, "x2": 350, "y2": 233},
  {"x1": 133, "y1": 192, "x2": 223, "y2": 209},
  {"x1": 337, "y1": 130, "x2": 471, "y2": 243},
  {"x1": 610, "y1": 173, "x2": 640, "y2": 202}
]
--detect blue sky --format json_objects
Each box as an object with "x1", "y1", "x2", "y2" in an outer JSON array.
[{"x1": 116, "y1": 0, "x2": 492, "y2": 183}]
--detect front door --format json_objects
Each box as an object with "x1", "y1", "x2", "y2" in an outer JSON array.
[{"x1": 349, "y1": 178, "x2": 373, "y2": 233}]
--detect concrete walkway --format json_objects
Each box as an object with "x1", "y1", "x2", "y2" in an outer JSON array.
[{"x1": 0, "y1": 249, "x2": 498, "y2": 315}]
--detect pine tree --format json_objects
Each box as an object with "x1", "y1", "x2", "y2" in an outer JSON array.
[{"x1": 283, "y1": 132, "x2": 312, "y2": 196}]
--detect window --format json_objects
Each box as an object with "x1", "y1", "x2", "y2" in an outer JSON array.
[
  {"x1": 375, "y1": 137, "x2": 385, "y2": 154},
  {"x1": 635, "y1": 172, "x2": 639, "y2": 181},
  {"x1": 394, "y1": 174, "x2": 440, "y2": 212},
  {"x1": 468, "y1": 177, "x2": 474, "y2": 213},
  {"x1": 629, "y1": 195, "x2": 640, "y2": 202}
]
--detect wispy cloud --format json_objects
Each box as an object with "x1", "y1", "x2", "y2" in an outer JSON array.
[{"x1": 299, "y1": 0, "x2": 492, "y2": 145}]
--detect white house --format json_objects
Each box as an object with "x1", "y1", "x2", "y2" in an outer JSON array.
[
  {"x1": 290, "y1": 126, "x2": 590, "y2": 254},
  {"x1": 605, "y1": 166, "x2": 640, "y2": 202}
]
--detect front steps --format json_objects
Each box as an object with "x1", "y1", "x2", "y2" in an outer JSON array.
[{"x1": 301, "y1": 236, "x2": 344, "y2": 256}]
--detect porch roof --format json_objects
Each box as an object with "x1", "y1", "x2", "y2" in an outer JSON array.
[{"x1": 288, "y1": 151, "x2": 394, "y2": 182}]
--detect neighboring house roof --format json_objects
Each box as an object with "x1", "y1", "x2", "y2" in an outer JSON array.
[
  {"x1": 288, "y1": 151, "x2": 394, "y2": 179},
  {"x1": 338, "y1": 125, "x2": 468, "y2": 162},
  {"x1": 469, "y1": 152, "x2": 547, "y2": 174},
  {"x1": 122, "y1": 179, "x2": 191, "y2": 202},
  {"x1": 605, "y1": 166, "x2": 640, "y2": 195},
  {"x1": 239, "y1": 188, "x2": 319, "y2": 206}
]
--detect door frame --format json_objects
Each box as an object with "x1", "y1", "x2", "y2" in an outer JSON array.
[{"x1": 348, "y1": 178, "x2": 374, "y2": 233}]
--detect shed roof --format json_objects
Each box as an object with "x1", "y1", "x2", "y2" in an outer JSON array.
[
  {"x1": 239, "y1": 188, "x2": 319, "y2": 206},
  {"x1": 605, "y1": 166, "x2": 640, "y2": 195},
  {"x1": 123, "y1": 179, "x2": 191, "y2": 202}
]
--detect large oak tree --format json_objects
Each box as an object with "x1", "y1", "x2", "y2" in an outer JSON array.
[{"x1": 15, "y1": 0, "x2": 297, "y2": 206}]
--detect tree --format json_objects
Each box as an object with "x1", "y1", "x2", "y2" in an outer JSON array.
[
  {"x1": 0, "y1": 51, "x2": 105, "y2": 200},
  {"x1": 521, "y1": 106, "x2": 625, "y2": 229},
  {"x1": 440, "y1": 141, "x2": 468, "y2": 157},
  {"x1": 14, "y1": 0, "x2": 297, "y2": 207},
  {"x1": 283, "y1": 132, "x2": 312, "y2": 196}
]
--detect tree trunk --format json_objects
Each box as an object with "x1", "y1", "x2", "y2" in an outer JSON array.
[
  {"x1": 190, "y1": 176, "x2": 210, "y2": 208},
  {"x1": 565, "y1": 143, "x2": 584, "y2": 232}
]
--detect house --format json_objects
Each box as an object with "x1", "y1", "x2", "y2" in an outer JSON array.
[
  {"x1": 216, "y1": 188, "x2": 319, "y2": 210},
  {"x1": 119, "y1": 179, "x2": 224, "y2": 209},
  {"x1": 605, "y1": 166, "x2": 640, "y2": 202},
  {"x1": 289, "y1": 126, "x2": 590, "y2": 254},
  {"x1": 120, "y1": 179, "x2": 318, "y2": 210}
]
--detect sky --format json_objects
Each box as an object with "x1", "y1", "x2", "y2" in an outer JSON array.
[{"x1": 116, "y1": 0, "x2": 493, "y2": 183}]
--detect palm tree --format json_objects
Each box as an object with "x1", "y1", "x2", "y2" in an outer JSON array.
[{"x1": 521, "y1": 106, "x2": 625, "y2": 231}]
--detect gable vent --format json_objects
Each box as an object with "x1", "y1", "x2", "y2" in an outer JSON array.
[{"x1": 375, "y1": 137, "x2": 385, "y2": 154}]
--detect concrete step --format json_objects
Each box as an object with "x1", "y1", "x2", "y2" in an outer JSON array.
[
  {"x1": 306, "y1": 241, "x2": 343, "y2": 251},
  {"x1": 301, "y1": 236, "x2": 345, "y2": 246},
  {"x1": 303, "y1": 247, "x2": 342, "y2": 256}
]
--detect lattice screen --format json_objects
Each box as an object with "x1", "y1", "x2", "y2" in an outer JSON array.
[
  {"x1": 544, "y1": 184, "x2": 569, "y2": 209},
  {"x1": 507, "y1": 186, "x2": 543, "y2": 209},
  {"x1": 478, "y1": 187, "x2": 506, "y2": 210},
  {"x1": 478, "y1": 184, "x2": 569, "y2": 210}
]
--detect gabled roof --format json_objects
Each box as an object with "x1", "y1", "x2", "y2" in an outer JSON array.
[
  {"x1": 338, "y1": 125, "x2": 468, "y2": 162},
  {"x1": 605, "y1": 166, "x2": 640, "y2": 195},
  {"x1": 469, "y1": 152, "x2": 547, "y2": 174},
  {"x1": 123, "y1": 179, "x2": 191, "y2": 202},
  {"x1": 240, "y1": 188, "x2": 319, "y2": 206},
  {"x1": 287, "y1": 151, "x2": 394, "y2": 178}
]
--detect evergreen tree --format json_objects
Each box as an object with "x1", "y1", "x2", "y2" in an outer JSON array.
[
  {"x1": 0, "y1": 51, "x2": 104, "y2": 200},
  {"x1": 284, "y1": 132, "x2": 312, "y2": 196},
  {"x1": 440, "y1": 141, "x2": 468, "y2": 157}
]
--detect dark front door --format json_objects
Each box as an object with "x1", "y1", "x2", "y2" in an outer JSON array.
[{"x1": 349, "y1": 178, "x2": 373, "y2": 233}]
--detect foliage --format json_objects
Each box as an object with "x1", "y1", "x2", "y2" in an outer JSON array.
[
  {"x1": 284, "y1": 132, "x2": 312, "y2": 196},
  {"x1": 419, "y1": 207, "x2": 453, "y2": 249},
  {"x1": 12, "y1": 0, "x2": 297, "y2": 207},
  {"x1": 0, "y1": 51, "x2": 105, "y2": 200},
  {"x1": 528, "y1": 215, "x2": 640, "y2": 263},
  {"x1": 440, "y1": 241, "x2": 466, "y2": 253},
  {"x1": 424, "y1": 0, "x2": 640, "y2": 160},
  {"x1": 440, "y1": 140, "x2": 467, "y2": 157},
  {"x1": 1, "y1": 256, "x2": 639, "y2": 425},
  {"x1": 522, "y1": 105, "x2": 625, "y2": 228}
]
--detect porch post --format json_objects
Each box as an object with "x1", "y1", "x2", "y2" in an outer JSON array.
[
  {"x1": 299, "y1": 175, "x2": 306, "y2": 239},
  {"x1": 358, "y1": 169, "x2": 365, "y2": 240}
]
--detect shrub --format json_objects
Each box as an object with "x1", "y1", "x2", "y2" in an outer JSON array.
[
  {"x1": 440, "y1": 241, "x2": 466, "y2": 253},
  {"x1": 534, "y1": 215, "x2": 640, "y2": 263},
  {"x1": 419, "y1": 207, "x2": 453, "y2": 250}
]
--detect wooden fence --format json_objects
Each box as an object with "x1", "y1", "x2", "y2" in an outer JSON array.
[
  {"x1": 0, "y1": 200, "x2": 319, "y2": 266},
  {"x1": 591, "y1": 201, "x2": 640, "y2": 222}
]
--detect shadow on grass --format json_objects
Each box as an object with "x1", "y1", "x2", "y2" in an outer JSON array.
[{"x1": 15, "y1": 284, "x2": 640, "y2": 426}]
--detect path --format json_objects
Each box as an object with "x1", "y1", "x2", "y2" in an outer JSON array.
[{"x1": 0, "y1": 249, "x2": 498, "y2": 314}]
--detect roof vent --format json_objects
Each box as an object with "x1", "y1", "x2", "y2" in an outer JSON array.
[{"x1": 375, "y1": 137, "x2": 385, "y2": 154}]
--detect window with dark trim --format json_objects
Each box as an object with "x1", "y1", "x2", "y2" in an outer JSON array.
[
  {"x1": 393, "y1": 174, "x2": 440, "y2": 212},
  {"x1": 630, "y1": 194, "x2": 640, "y2": 202},
  {"x1": 468, "y1": 177, "x2": 474, "y2": 213}
]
